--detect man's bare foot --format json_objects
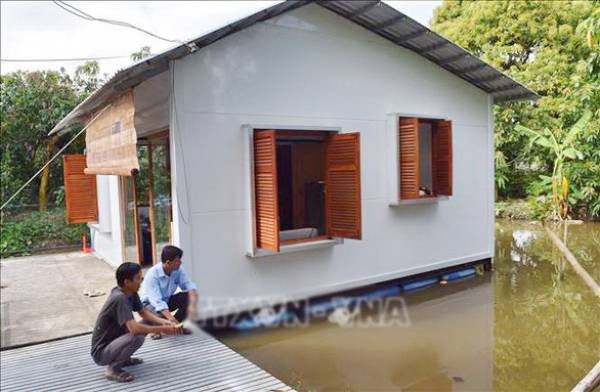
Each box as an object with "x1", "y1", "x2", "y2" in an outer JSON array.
[{"x1": 105, "y1": 366, "x2": 134, "y2": 382}]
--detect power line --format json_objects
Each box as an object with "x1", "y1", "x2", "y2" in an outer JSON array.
[
  {"x1": 52, "y1": 1, "x2": 185, "y2": 45},
  {"x1": 1, "y1": 55, "x2": 129, "y2": 63}
]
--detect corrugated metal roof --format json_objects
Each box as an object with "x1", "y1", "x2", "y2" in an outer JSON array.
[
  {"x1": 49, "y1": 0, "x2": 537, "y2": 135},
  {"x1": 0, "y1": 332, "x2": 294, "y2": 391}
]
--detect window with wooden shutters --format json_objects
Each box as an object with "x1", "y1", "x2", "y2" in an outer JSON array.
[
  {"x1": 253, "y1": 130, "x2": 280, "y2": 252},
  {"x1": 432, "y1": 120, "x2": 453, "y2": 196},
  {"x1": 63, "y1": 154, "x2": 98, "y2": 223},
  {"x1": 251, "y1": 128, "x2": 362, "y2": 254},
  {"x1": 397, "y1": 117, "x2": 453, "y2": 200},
  {"x1": 325, "y1": 133, "x2": 362, "y2": 240}
]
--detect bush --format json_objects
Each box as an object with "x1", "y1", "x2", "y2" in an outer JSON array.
[
  {"x1": 495, "y1": 199, "x2": 533, "y2": 220},
  {"x1": 528, "y1": 195, "x2": 553, "y2": 220},
  {"x1": 0, "y1": 208, "x2": 87, "y2": 257}
]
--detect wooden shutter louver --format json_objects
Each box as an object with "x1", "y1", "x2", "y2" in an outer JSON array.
[
  {"x1": 63, "y1": 154, "x2": 98, "y2": 224},
  {"x1": 325, "y1": 133, "x2": 362, "y2": 240},
  {"x1": 433, "y1": 120, "x2": 453, "y2": 196},
  {"x1": 399, "y1": 118, "x2": 420, "y2": 199},
  {"x1": 253, "y1": 130, "x2": 280, "y2": 252}
]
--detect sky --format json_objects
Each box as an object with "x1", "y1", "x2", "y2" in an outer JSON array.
[{"x1": 1, "y1": 1, "x2": 441, "y2": 77}]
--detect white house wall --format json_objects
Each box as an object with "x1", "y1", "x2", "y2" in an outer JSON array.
[
  {"x1": 171, "y1": 4, "x2": 494, "y2": 318},
  {"x1": 134, "y1": 71, "x2": 170, "y2": 137},
  {"x1": 90, "y1": 72, "x2": 171, "y2": 268},
  {"x1": 90, "y1": 175, "x2": 122, "y2": 268}
]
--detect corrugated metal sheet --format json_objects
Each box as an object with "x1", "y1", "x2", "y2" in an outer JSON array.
[
  {"x1": 0, "y1": 332, "x2": 294, "y2": 392},
  {"x1": 49, "y1": 0, "x2": 537, "y2": 135},
  {"x1": 319, "y1": 1, "x2": 536, "y2": 103}
]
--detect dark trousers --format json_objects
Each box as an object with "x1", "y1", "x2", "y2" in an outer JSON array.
[
  {"x1": 145, "y1": 292, "x2": 189, "y2": 322},
  {"x1": 168, "y1": 292, "x2": 189, "y2": 322},
  {"x1": 95, "y1": 333, "x2": 145, "y2": 367}
]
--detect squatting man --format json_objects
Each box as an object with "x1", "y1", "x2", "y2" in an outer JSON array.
[{"x1": 91, "y1": 245, "x2": 198, "y2": 382}]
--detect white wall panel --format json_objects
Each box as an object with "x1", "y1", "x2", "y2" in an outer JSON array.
[{"x1": 168, "y1": 4, "x2": 494, "y2": 317}]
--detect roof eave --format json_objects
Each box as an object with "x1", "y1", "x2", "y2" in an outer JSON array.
[{"x1": 49, "y1": 0, "x2": 537, "y2": 135}]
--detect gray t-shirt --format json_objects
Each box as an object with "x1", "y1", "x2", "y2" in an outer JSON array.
[{"x1": 91, "y1": 287, "x2": 142, "y2": 362}]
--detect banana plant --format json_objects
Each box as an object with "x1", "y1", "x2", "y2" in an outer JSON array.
[{"x1": 516, "y1": 111, "x2": 592, "y2": 220}]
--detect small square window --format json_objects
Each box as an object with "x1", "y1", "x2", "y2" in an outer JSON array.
[{"x1": 398, "y1": 117, "x2": 452, "y2": 200}]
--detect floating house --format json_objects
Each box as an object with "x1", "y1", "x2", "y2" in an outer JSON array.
[{"x1": 51, "y1": 1, "x2": 536, "y2": 319}]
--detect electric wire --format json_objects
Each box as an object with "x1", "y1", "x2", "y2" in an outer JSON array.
[
  {"x1": 52, "y1": 1, "x2": 185, "y2": 45},
  {"x1": 1, "y1": 55, "x2": 129, "y2": 62},
  {"x1": 0, "y1": 105, "x2": 112, "y2": 211}
]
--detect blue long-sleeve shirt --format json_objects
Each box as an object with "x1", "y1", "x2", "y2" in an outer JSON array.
[{"x1": 140, "y1": 264, "x2": 197, "y2": 312}]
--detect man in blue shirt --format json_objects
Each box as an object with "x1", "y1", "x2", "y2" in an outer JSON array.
[{"x1": 140, "y1": 245, "x2": 198, "y2": 338}]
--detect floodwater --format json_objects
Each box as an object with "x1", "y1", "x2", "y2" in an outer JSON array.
[{"x1": 216, "y1": 220, "x2": 600, "y2": 391}]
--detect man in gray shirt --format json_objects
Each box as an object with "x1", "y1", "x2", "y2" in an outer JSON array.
[{"x1": 91, "y1": 262, "x2": 183, "y2": 383}]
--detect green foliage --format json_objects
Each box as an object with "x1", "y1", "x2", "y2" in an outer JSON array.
[
  {"x1": 73, "y1": 61, "x2": 104, "y2": 97},
  {"x1": 495, "y1": 199, "x2": 533, "y2": 220},
  {"x1": 576, "y1": 0, "x2": 600, "y2": 78},
  {"x1": 528, "y1": 195, "x2": 553, "y2": 220},
  {"x1": 1, "y1": 70, "x2": 78, "y2": 207},
  {"x1": 0, "y1": 61, "x2": 103, "y2": 210},
  {"x1": 131, "y1": 46, "x2": 152, "y2": 62},
  {"x1": 432, "y1": 1, "x2": 600, "y2": 219},
  {"x1": 0, "y1": 208, "x2": 87, "y2": 257},
  {"x1": 516, "y1": 111, "x2": 592, "y2": 219}
]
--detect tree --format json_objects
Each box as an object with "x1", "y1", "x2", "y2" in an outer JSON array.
[
  {"x1": 432, "y1": 1, "x2": 599, "y2": 218},
  {"x1": 0, "y1": 62, "x2": 103, "y2": 211},
  {"x1": 73, "y1": 60, "x2": 102, "y2": 97},
  {"x1": 130, "y1": 46, "x2": 152, "y2": 62},
  {"x1": 577, "y1": 0, "x2": 600, "y2": 79},
  {"x1": 517, "y1": 111, "x2": 592, "y2": 219}
]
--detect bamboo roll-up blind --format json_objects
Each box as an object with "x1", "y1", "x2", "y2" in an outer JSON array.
[{"x1": 84, "y1": 91, "x2": 139, "y2": 176}]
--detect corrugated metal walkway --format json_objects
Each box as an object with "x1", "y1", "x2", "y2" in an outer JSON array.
[{"x1": 0, "y1": 331, "x2": 294, "y2": 392}]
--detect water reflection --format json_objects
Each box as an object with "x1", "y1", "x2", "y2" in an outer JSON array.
[
  {"x1": 217, "y1": 221, "x2": 600, "y2": 391},
  {"x1": 494, "y1": 221, "x2": 600, "y2": 392}
]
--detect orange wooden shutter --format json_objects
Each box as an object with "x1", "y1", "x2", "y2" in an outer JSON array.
[
  {"x1": 399, "y1": 118, "x2": 420, "y2": 199},
  {"x1": 254, "y1": 130, "x2": 280, "y2": 252},
  {"x1": 432, "y1": 120, "x2": 453, "y2": 196},
  {"x1": 325, "y1": 132, "x2": 362, "y2": 240},
  {"x1": 63, "y1": 154, "x2": 98, "y2": 224}
]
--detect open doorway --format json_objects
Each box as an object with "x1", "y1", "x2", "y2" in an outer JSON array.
[{"x1": 120, "y1": 131, "x2": 172, "y2": 266}]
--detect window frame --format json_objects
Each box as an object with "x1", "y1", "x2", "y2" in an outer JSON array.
[
  {"x1": 244, "y1": 124, "x2": 346, "y2": 258},
  {"x1": 386, "y1": 113, "x2": 452, "y2": 206}
]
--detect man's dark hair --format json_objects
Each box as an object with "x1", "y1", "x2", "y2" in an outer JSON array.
[
  {"x1": 161, "y1": 245, "x2": 183, "y2": 263},
  {"x1": 116, "y1": 262, "x2": 141, "y2": 287}
]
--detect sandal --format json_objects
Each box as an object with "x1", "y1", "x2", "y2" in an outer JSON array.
[
  {"x1": 105, "y1": 369, "x2": 134, "y2": 383},
  {"x1": 121, "y1": 357, "x2": 143, "y2": 367},
  {"x1": 150, "y1": 333, "x2": 162, "y2": 340},
  {"x1": 182, "y1": 327, "x2": 193, "y2": 335}
]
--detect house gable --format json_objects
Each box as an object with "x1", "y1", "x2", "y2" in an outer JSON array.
[{"x1": 49, "y1": 0, "x2": 536, "y2": 136}]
